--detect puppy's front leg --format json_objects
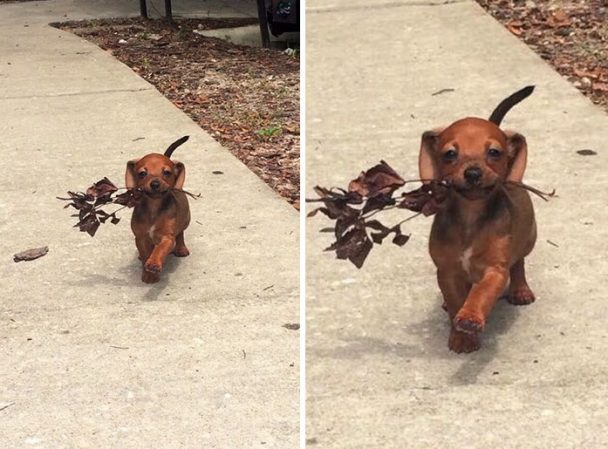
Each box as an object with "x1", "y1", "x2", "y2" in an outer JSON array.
[
  {"x1": 144, "y1": 235, "x2": 176, "y2": 274},
  {"x1": 454, "y1": 266, "x2": 508, "y2": 334},
  {"x1": 135, "y1": 235, "x2": 160, "y2": 283},
  {"x1": 436, "y1": 269, "x2": 480, "y2": 353},
  {"x1": 135, "y1": 235, "x2": 154, "y2": 262}
]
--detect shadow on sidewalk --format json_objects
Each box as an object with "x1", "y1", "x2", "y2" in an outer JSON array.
[
  {"x1": 447, "y1": 298, "x2": 521, "y2": 386},
  {"x1": 311, "y1": 293, "x2": 521, "y2": 385}
]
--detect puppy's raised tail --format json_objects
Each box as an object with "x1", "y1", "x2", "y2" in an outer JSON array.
[
  {"x1": 488, "y1": 85, "x2": 535, "y2": 126},
  {"x1": 164, "y1": 135, "x2": 190, "y2": 158}
]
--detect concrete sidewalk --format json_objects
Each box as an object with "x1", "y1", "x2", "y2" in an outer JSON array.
[
  {"x1": 307, "y1": 1, "x2": 608, "y2": 448},
  {"x1": 0, "y1": 2, "x2": 298, "y2": 449}
]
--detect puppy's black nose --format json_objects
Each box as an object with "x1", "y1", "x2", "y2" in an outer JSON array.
[
  {"x1": 464, "y1": 166, "x2": 483, "y2": 185},
  {"x1": 150, "y1": 180, "x2": 161, "y2": 191}
]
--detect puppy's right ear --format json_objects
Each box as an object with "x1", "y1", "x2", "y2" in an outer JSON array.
[
  {"x1": 418, "y1": 128, "x2": 443, "y2": 183},
  {"x1": 125, "y1": 159, "x2": 139, "y2": 189}
]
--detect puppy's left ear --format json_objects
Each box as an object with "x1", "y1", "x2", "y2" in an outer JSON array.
[
  {"x1": 174, "y1": 162, "x2": 186, "y2": 189},
  {"x1": 505, "y1": 131, "x2": 527, "y2": 182}
]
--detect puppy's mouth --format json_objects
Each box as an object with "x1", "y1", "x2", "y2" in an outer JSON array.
[
  {"x1": 143, "y1": 187, "x2": 170, "y2": 197},
  {"x1": 452, "y1": 182, "x2": 497, "y2": 199}
]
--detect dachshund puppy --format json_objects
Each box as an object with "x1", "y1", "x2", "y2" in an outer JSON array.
[
  {"x1": 125, "y1": 136, "x2": 191, "y2": 284},
  {"x1": 418, "y1": 87, "x2": 537, "y2": 353}
]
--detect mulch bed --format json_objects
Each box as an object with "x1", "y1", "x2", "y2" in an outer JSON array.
[
  {"x1": 475, "y1": 0, "x2": 608, "y2": 112},
  {"x1": 56, "y1": 18, "x2": 300, "y2": 208}
]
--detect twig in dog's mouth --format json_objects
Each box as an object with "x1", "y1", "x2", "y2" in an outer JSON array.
[
  {"x1": 307, "y1": 161, "x2": 554, "y2": 268},
  {"x1": 171, "y1": 188, "x2": 201, "y2": 200},
  {"x1": 57, "y1": 177, "x2": 200, "y2": 237},
  {"x1": 504, "y1": 180, "x2": 556, "y2": 201}
]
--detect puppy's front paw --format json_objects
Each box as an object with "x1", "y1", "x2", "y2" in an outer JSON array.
[
  {"x1": 173, "y1": 246, "x2": 190, "y2": 257},
  {"x1": 454, "y1": 309, "x2": 485, "y2": 334},
  {"x1": 448, "y1": 329, "x2": 480, "y2": 353},
  {"x1": 508, "y1": 287, "x2": 535, "y2": 305},
  {"x1": 144, "y1": 259, "x2": 162, "y2": 274},
  {"x1": 142, "y1": 270, "x2": 160, "y2": 284}
]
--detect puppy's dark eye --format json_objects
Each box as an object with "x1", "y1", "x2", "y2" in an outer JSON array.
[
  {"x1": 442, "y1": 149, "x2": 458, "y2": 163},
  {"x1": 162, "y1": 170, "x2": 172, "y2": 177},
  {"x1": 488, "y1": 148, "x2": 502, "y2": 159},
  {"x1": 137, "y1": 171, "x2": 147, "y2": 179}
]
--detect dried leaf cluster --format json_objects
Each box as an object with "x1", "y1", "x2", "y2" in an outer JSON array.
[
  {"x1": 308, "y1": 161, "x2": 555, "y2": 268},
  {"x1": 57, "y1": 178, "x2": 141, "y2": 237},
  {"x1": 307, "y1": 161, "x2": 449, "y2": 268}
]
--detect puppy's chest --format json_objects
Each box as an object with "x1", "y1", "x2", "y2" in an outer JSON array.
[
  {"x1": 434, "y1": 228, "x2": 486, "y2": 281},
  {"x1": 131, "y1": 207, "x2": 169, "y2": 243},
  {"x1": 460, "y1": 246, "x2": 474, "y2": 275}
]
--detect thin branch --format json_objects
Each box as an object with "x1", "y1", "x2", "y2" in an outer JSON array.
[{"x1": 504, "y1": 180, "x2": 556, "y2": 202}]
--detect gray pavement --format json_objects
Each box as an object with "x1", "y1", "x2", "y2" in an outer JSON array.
[
  {"x1": 306, "y1": 0, "x2": 608, "y2": 448},
  {"x1": 0, "y1": 2, "x2": 298, "y2": 448}
]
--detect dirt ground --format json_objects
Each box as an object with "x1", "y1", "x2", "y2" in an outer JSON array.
[
  {"x1": 476, "y1": 0, "x2": 608, "y2": 112},
  {"x1": 56, "y1": 18, "x2": 301, "y2": 208}
]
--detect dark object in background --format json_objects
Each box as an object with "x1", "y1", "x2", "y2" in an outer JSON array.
[{"x1": 268, "y1": 0, "x2": 299, "y2": 36}]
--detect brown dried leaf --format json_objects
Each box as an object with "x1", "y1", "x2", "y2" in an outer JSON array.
[
  {"x1": 13, "y1": 246, "x2": 49, "y2": 262},
  {"x1": 366, "y1": 220, "x2": 410, "y2": 246},
  {"x1": 593, "y1": 82, "x2": 608, "y2": 92},
  {"x1": 574, "y1": 68, "x2": 600, "y2": 80},
  {"x1": 546, "y1": 9, "x2": 571, "y2": 28},
  {"x1": 397, "y1": 181, "x2": 449, "y2": 216},
  {"x1": 348, "y1": 161, "x2": 405, "y2": 197},
  {"x1": 506, "y1": 20, "x2": 523, "y2": 36},
  {"x1": 86, "y1": 177, "x2": 118, "y2": 198},
  {"x1": 326, "y1": 226, "x2": 373, "y2": 269}
]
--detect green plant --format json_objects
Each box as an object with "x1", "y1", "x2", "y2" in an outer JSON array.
[{"x1": 255, "y1": 125, "x2": 282, "y2": 140}]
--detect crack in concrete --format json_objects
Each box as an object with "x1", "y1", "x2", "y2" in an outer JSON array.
[
  {"x1": 0, "y1": 86, "x2": 153, "y2": 101},
  {"x1": 307, "y1": 0, "x2": 465, "y2": 14}
]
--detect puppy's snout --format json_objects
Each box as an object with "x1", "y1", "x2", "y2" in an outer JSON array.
[
  {"x1": 150, "y1": 179, "x2": 161, "y2": 191},
  {"x1": 464, "y1": 166, "x2": 483, "y2": 185}
]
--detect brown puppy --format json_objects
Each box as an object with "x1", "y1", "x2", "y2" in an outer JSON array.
[
  {"x1": 418, "y1": 87, "x2": 537, "y2": 353},
  {"x1": 125, "y1": 136, "x2": 191, "y2": 284}
]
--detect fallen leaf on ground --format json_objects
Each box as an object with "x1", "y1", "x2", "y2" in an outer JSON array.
[
  {"x1": 13, "y1": 246, "x2": 49, "y2": 262},
  {"x1": 546, "y1": 9, "x2": 571, "y2": 28}
]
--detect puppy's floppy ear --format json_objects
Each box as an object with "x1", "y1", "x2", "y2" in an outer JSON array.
[
  {"x1": 505, "y1": 131, "x2": 527, "y2": 182},
  {"x1": 174, "y1": 161, "x2": 186, "y2": 190},
  {"x1": 125, "y1": 159, "x2": 139, "y2": 189},
  {"x1": 418, "y1": 128, "x2": 444, "y2": 183}
]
